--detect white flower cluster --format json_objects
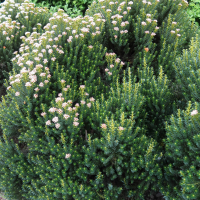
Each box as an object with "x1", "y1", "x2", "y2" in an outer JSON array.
[{"x1": 40, "y1": 85, "x2": 97, "y2": 130}]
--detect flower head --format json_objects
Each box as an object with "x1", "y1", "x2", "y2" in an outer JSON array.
[
  {"x1": 15, "y1": 92, "x2": 20, "y2": 96},
  {"x1": 49, "y1": 107, "x2": 57, "y2": 112},
  {"x1": 39, "y1": 82, "x2": 44, "y2": 87},
  {"x1": 46, "y1": 120, "x2": 51, "y2": 125},
  {"x1": 25, "y1": 82, "x2": 32, "y2": 87},
  {"x1": 90, "y1": 97, "x2": 95, "y2": 102},
  {"x1": 119, "y1": 126, "x2": 124, "y2": 130},
  {"x1": 141, "y1": 22, "x2": 146, "y2": 26},
  {"x1": 73, "y1": 122, "x2": 79, "y2": 126},
  {"x1": 87, "y1": 103, "x2": 91, "y2": 108},
  {"x1": 55, "y1": 123, "x2": 60, "y2": 129},
  {"x1": 63, "y1": 114, "x2": 70, "y2": 120},
  {"x1": 191, "y1": 110, "x2": 198, "y2": 116},
  {"x1": 41, "y1": 112, "x2": 46, "y2": 117},
  {"x1": 57, "y1": 109, "x2": 63, "y2": 114},
  {"x1": 52, "y1": 116, "x2": 59, "y2": 123},
  {"x1": 34, "y1": 94, "x2": 38, "y2": 98},
  {"x1": 65, "y1": 153, "x2": 71, "y2": 159},
  {"x1": 74, "y1": 117, "x2": 79, "y2": 121},
  {"x1": 81, "y1": 100, "x2": 85, "y2": 104},
  {"x1": 101, "y1": 124, "x2": 107, "y2": 129}
]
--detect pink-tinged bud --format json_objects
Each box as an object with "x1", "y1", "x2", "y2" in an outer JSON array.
[
  {"x1": 191, "y1": 110, "x2": 198, "y2": 116},
  {"x1": 101, "y1": 124, "x2": 107, "y2": 129},
  {"x1": 65, "y1": 153, "x2": 71, "y2": 159},
  {"x1": 119, "y1": 126, "x2": 124, "y2": 130},
  {"x1": 41, "y1": 112, "x2": 46, "y2": 117}
]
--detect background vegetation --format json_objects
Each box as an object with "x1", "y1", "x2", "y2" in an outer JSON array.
[{"x1": 0, "y1": 0, "x2": 200, "y2": 27}]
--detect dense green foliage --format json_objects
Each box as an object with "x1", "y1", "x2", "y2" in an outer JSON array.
[
  {"x1": 161, "y1": 34, "x2": 200, "y2": 199},
  {"x1": 0, "y1": 0, "x2": 200, "y2": 199}
]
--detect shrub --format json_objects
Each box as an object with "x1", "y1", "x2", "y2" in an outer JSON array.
[
  {"x1": 173, "y1": 33, "x2": 200, "y2": 107},
  {"x1": 159, "y1": 100, "x2": 200, "y2": 200},
  {"x1": 0, "y1": 0, "x2": 199, "y2": 199},
  {"x1": 85, "y1": 0, "x2": 199, "y2": 144},
  {"x1": 156, "y1": 33, "x2": 200, "y2": 200}
]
